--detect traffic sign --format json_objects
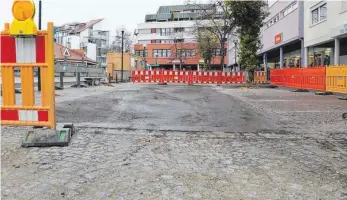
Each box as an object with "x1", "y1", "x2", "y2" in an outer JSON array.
[{"x1": 63, "y1": 48, "x2": 70, "y2": 57}]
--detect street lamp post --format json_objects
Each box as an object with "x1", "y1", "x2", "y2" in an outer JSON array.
[
  {"x1": 121, "y1": 30, "x2": 124, "y2": 82},
  {"x1": 143, "y1": 45, "x2": 147, "y2": 70},
  {"x1": 233, "y1": 40, "x2": 238, "y2": 71},
  {"x1": 38, "y1": 0, "x2": 42, "y2": 91}
]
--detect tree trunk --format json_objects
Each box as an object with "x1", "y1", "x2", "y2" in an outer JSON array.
[{"x1": 220, "y1": 39, "x2": 225, "y2": 71}]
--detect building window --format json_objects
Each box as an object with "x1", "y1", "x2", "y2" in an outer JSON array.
[
  {"x1": 174, "y1": 39, "x2": 184, "y2": 43},
  {"x1": 176, "y1": 49, "x2": 196, "y2": 57},
  {"x1": 191, "y1": 50, "x2": 196, "y2": 57},
  {"x1": 153, "y1": 49, "x2": 171, "y2": 57},
  {"x1": 312, "y1": 4, "x2": 327, "y2": 25},
  {"x1": 161, "y1": 28, "x2": 171, "y2": 36},
  {"x1": 212, "y1": 48, "x2": 227, "y2": 56},
  {"x1": 151, "y1": 28, "x2": 156, "y2": 33},
  {"x1": 320, "y1": 4, "x2": 327, "y2": 21},
  {"x1": 174, "y1": 28, "x2": 184, "y2": 33},
  {"x1": 135, "y1": 50, "x2": 148, "y2": 57},
  {"x1": 312, "y1": 9, "x2": 319, "y2": 24},
  {"x1": 267, "y1": 1, "x2": 298, "y2": 29}
]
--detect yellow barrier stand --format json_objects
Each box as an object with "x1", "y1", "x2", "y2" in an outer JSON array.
[
  {"x1": 326, "y1": 65, "x2": 347, "y2": 94},
  {"x1": 1, "y1": 23, "x2": 56, "y2": 129},
  {"x1": 1, "y1": 0, "x2": 75, "y2": 148},
  {"x1": 254, "y1": 71, "x2": 267, "y2": 84},
  {"x1": 1, "y1": 0, "x2": 56, "y2": 129}
]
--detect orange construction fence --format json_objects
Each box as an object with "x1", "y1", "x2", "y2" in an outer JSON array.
[
  {"x1": 270, "y1": 69, "x2": 285, "y2": 86},
  {"x1": 270, "y1": 67, "x2": 326, "y2": 91},
  {"x1": 132, "y1": 70, "x2": 246, "y2": 85}
]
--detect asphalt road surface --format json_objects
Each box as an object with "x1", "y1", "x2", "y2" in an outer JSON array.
[{"x1": 2, "y1": 84, "x2": 347, "y2": 199}]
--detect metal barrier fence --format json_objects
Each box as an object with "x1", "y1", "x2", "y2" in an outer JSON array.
[
  {"x1": 132, "y1": 70, "x2": 246, "y2": 85},
  {"x1": 1, "y1": 23, "x2": 56, "y2": 129}
]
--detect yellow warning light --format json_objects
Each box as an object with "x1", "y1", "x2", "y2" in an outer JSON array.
[
  {"x1": 10, "y1": 0, "x2": 37, "y2": 36},
  {"x1": 12, "y1": 0, "x2": 36, "y2": 21}
]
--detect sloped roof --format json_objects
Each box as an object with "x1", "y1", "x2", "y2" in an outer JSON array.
[
  {"x1": 58, "y1": 19, "x2": 104, "y2": 34},
  {"x1": 55, "y1": 43, "x2": 96, "y2": 64},
  {"x1": 74, "y1": 19, "x2": 103, "y2": 33}
]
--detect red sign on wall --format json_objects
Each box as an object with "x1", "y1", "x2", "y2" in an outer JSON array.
[{"x1": 275, "y1": 33, "x2": 282, "y2": 45}]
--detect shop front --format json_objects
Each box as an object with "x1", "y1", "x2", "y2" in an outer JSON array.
[{"x1": 307, "y1": 47, "x2": 333, "y2": 66}]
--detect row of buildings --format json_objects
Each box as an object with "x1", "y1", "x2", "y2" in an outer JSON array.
[
  {"x1": 52, "y1": 1, "x2": 347, "y2": 78},
  {"x1": 135, "y1": 1, "x2": 347, "y2": 71},
  {"x1": 54, "y1": 19, "x2": 110, "y2": 68},
  {"x1": 228, "y1": 0, "x2": 347, "y2": 68}
]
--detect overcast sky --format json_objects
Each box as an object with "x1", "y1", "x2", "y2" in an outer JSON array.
[{"x1": 0, "y1": 0, "x2": 190, "y2": 36}]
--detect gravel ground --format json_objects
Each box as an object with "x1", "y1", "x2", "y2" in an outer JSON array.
[{"x1": 1, "y1": 84, "x2": 347, "y2": 200}]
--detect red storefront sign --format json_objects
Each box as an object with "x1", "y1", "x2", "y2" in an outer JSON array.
[{"x1": 275, "y1": 33, "x2": 282, "y2": 45}]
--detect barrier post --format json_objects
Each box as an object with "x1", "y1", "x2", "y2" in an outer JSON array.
[
  {"x1": 159, "y1": 69, "x2": 165, "y2": 84},
  {"x1": 188, "y1": 71, "x2": 193, "y2": 85},
  {"x1": 217, "y1": 71, "x2": 222, "y2": 85}
]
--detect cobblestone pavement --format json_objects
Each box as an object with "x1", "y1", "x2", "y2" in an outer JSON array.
[{"x1": 2, "y1": 84, "x2": 347, "y2": 199}]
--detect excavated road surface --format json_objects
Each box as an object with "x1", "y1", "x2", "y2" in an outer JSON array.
[{"x1": 2, "y1": 84, "x2": 347, "y2": 199}]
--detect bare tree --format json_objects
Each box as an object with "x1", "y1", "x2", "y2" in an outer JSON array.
[
  {"x1": 169, "y1": 28, "x2": 187, "y2": 70},
  {"x1": 196, "y1": 28, "x2": 219, "y2": 70},
  {"x1": 193, "y1": 1, "x2": 236, "y2": 70},
  {"x1": 109, "y1": 28, "x2": 133, "y2": 53}
]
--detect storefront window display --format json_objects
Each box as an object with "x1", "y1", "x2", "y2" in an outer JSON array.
[
  {"x1": 308, "y1": 48, "x2": 333, "y2": 67},
  {"x1": 283, "y1": 50, "x2": 301, "y2": 68}
]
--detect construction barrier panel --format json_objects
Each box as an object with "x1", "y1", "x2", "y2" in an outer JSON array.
[
  {"x1": 271, "y1": 67, "x2": 326, "y2": 91},
  {"x1": 270, "y1": 69, "x2": 285, "y2": 86},
  {"x1": 301, "y1": 67, "x2": 326, "y2": 91},
  {"x1": 326, "y1": 66, "x2": 347, "y2": 94},
  {"x1": 254, "y1": 71, "x2": 267, "y2": 84},
  {"x1": 284, "y1": 68, "x2": 302, "y2": 89},
  {"x1": 132, "y1": 70, "x2": 245, "y2": 85},
  {"x1": 1, "y1": 23, "x2": 56, "y2": 129}
]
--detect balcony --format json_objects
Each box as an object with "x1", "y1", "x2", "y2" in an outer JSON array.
[{"x1": 89, "y1": 34, "x2": 107, "y2": 40}]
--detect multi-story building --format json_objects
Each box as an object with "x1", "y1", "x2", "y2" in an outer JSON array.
[
  {"x1": 228, "y1": 0, "x2": 347, "y2": 69},
  {"x1": 303, "y1": 1, "x2": 347, "y2": 66},
  {"x1": 134, "y1": 4, "x2": 227, "y2": 70},
  {"x1": 257, "y1": 0, "x2": 304, "y2": 69},
  {"x1": 54, "y1": 19, "x2": 110, "y2": 68}
]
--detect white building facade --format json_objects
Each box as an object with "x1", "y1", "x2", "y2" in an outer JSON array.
[
  {"x1": 304, "y1": 1, "x2": 347, "y2": 66},
  {"x1": 258, "y1": 0, "x2": 304, "y2": 69},
  {"x1": 54, "y1": 19, "x2": 110, "y2": 68},
  {"x1": 136, "y1": 21, "x2": 197, "y2": 44}
]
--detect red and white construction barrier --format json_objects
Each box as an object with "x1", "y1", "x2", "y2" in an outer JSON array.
[
  {"x1": 1, "y1": 110, "x2": 49, "y2": 122},
  {"x1": 132, "y1": 70, "x2": 245, "y2": 85}
]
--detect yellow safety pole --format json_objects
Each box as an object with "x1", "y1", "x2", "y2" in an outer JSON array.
[
  {"x1": 47, "y1": 22, "x2": 56, "y2": 130},
  {"x1": 21, "y1": 65, "x2": 35, "y2": 106},
  {"x1": 1, "y1": 67, "x2": 16, "y2": 106}
]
